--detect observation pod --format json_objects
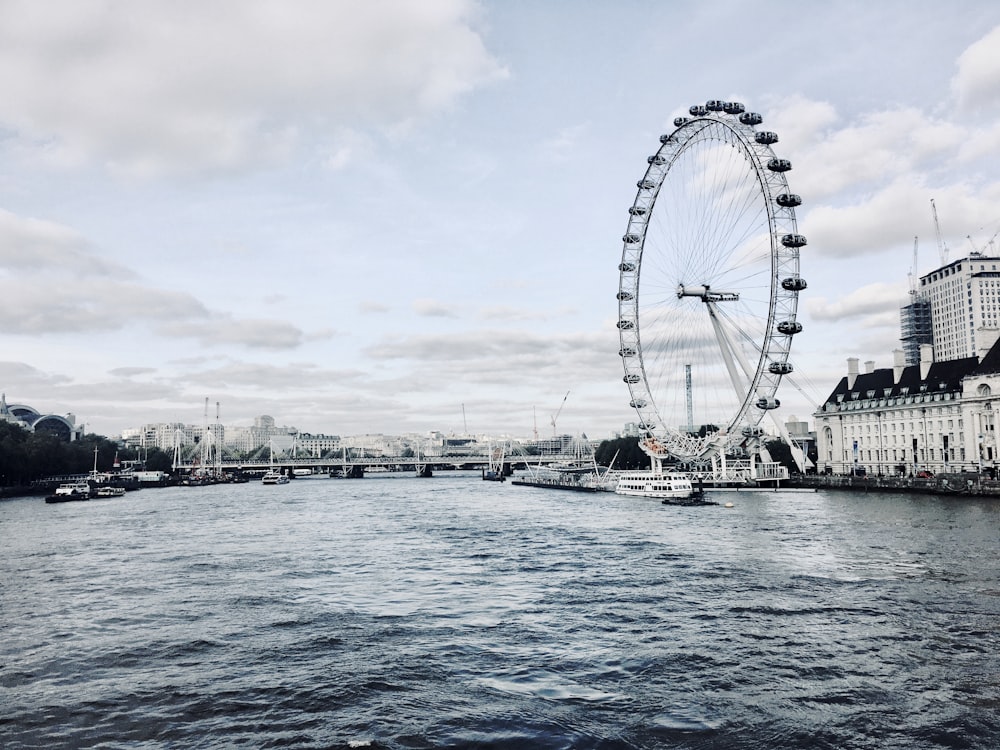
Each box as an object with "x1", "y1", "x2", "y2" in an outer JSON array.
[
  {"x1": 724, "y1": 101, "x2": 745, "y2": 114},
  {"x1": 624, "y1": 374, "x2": 641, "y2": 384},
  {"x1": 628, "y1": 206, "x2": 648, "y2": 216},
  {"x1": 617, "y1": 291, "x2": 634, "y2": 301},
  {"x1": 768, "y1": 361, "x2": 794, "y2": 375},
  {"x1": 623, "y1": 233, "x2": 641, "y2": 244},
  {"x1": 781, "y1": 277, "x2": 808, "y2": 292},
  {"x1": 617, "y1": 320, "x2": 635, "y2": 330},
  {"x1": 756, "y1": 397, "x2": 781, "y2": 410},
  {"x1": 767, "y1": 158, "x2": 792, "y2": 172},
  {"x1": 629, "y1": 399, "x2": 647, "y2": 409},
  {"x1": 776, "y1": 193, "x2": 802, "y2": 208},
  {"x1": 648, "y1": 154, "x2": 666, "y2": 165},
  {"x1": 637, "y1": 179, "x2": 656, "y2": 190},
  {"x1": 619, "y1": 347, "x2": 636, "y2": 357},
  {"x1": 672, "y1": 117, "x2": 689, "y2": 127},
  {"x1": 742, "y1": 425, "x2": 765, "y2": 437},
  {"x1": 689, "y1": 105, "x2": 708, "y2": 116},
  {"x1": 739, "y1": 112, "x2": 763, "y2": 126},
  {"x1": 619, "y1": 262, "x2": 636, "y2": 272},
  {"x1": 706, "y1": 100, "x2": 726, "y2": 111},
  {"x1": 778, "y1": 320, "x2": 803, "y2": 335},
  {"x1": 781, "y1": 233, "x2": 808, "y2": 248},
  {"x1": 755, "y1": 131, "x2": 779, "y2": 145}
]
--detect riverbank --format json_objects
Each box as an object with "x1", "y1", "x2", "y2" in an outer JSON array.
[{"x1": 785, "y1": 472, "x2": 1000, "y2": 496}]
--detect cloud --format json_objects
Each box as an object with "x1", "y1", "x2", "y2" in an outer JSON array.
[
  {"x1": 952, "y1": 24, "x2": 1000, "y2": 112},
  {"x1": 0, "y1": 280, "x2": 208, "y2": 334},
  {"x1": 413, "y1": 298, "x2": 459, "y2": 318},
  {"x1": 157, "y1": 317, "x2": 306, "y2": 349},
  {"x1": 0, "y1": 208, "x2": 132, "y2": 276},
  {"x1": 0, "y1": 0, "x2": 508, "y2": 176},
  {"x1": 108, "y1": 367, "x2": 158, "y2": 377},
  {"x1": 182, "y1": 361, "x2": 365, "y2": 391},
  {"x1": 0, "y1": 360, "x2": 71, "y2": 386},
  {"x1": 806, "y1": 281, "x2": 908, "y2": 322},
  {"x1": 773, "y1": 103, "x2": 964, "y2": 203}
]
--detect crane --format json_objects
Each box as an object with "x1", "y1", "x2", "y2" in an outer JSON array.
[
  {"x1": 908, "y1": 236, "x2": 918, "y2": 296},
  {"x1": 931, "y1": 198, "x2": 948, "y2": 266},
  {"x1": 550, "y1": 391, "x2": 569, "y2": 437}
]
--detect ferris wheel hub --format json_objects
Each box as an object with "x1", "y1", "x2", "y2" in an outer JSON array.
[{"x1": 676, "y1": 284, "x2": 740, "y2": 302}]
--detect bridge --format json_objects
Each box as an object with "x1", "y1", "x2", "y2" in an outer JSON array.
[{"x1": 174, "y1": 451, "x2": 592, "y2": 477}]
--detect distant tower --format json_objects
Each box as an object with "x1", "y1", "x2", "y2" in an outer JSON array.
[{"x1": 684, "y1": 364, "x2": 694, "y2": 432}]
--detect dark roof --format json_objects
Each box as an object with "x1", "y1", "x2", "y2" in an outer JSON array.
[
  {"x1": 973, "y1": 335, "x2": 1000, "y2": 376},
  {"x1": 821, "y1": 336, "x2": 1000, "y2": 406},
  {"x1": 820, "y1": 356, "x2": 979, "y2": 406}
]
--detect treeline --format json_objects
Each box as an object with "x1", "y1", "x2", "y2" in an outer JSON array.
[
  {"x1": 0, "y1": 422, "x2": 172, "y2": 487},
  {"x1": 593, "y1": 437, "x2": 652, "y2": 470}
]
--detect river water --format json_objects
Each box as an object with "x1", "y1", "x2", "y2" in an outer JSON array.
[{"x1": 2, "y1": 474, "x2": 999, "y2": 749}]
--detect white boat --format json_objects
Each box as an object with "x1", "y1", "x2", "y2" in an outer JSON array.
[
  {"x1": 615, "y1": 469, "x2": 695, "y2": 499},
  {"x1": 93, "y1": 485, "x2": 127, "y2": 498},
  {"x1": 261, "y1": 471, "x2": 289, "y2": 485}
]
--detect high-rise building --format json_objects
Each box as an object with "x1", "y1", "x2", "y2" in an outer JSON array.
[{"x1": 918, "y1": 253, "x2": 1000, "y2": 362}]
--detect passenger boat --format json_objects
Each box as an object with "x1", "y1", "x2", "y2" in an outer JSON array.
[
  {"x1": 44, "y1": 482, "x2": 92, "y2": 503},
  {"x1": 615, "y1": 470, "x2": 695, "y2": 500},
  {"x1": 261, "y1": 471, "x2": 289, "y2": 485}
]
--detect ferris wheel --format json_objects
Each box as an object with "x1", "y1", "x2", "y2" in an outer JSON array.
[{"x1": 617, "y1": 100, "x2": 806, "y2": 463}]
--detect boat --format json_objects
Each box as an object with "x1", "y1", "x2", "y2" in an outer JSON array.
[
  {"x1": 615, "y1": 469, "x2": 696, "y2": 500},
  {"x1": 93, "y1": 485, "x2": 127, "y2": 498},
  {"x1": 262, "y1": 471, "x2": 289, "y2": 485},
  {"x1": 44, "y1": 482, "x2": 91, "y2": 503},
  {"x1": 512, "y1": 443, "x2": 619, "y2": 492}
]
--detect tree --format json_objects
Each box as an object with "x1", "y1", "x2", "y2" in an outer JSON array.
[{"x1": 594, "y1": 437, "x2": 651, "y2": 470}]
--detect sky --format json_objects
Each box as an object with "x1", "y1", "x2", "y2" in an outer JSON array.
[{"x1": 2, "y1": 0, "x2": 1000, "y2": 441}]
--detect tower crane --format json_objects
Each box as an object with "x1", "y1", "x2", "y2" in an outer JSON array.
[
  {"x1": 931, "y1": 198, "x2": 948, "y2": 266},
  {"x1": 908, "y1": 236, "x2": 918, "y2": 296},
  {"x1": 550, "y1": 391, "x2": 569, "y2": 437}
]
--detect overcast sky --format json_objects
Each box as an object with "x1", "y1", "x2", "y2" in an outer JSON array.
[{"x1": 3, "y1": 0, "x2": 1000, "y2": 440}]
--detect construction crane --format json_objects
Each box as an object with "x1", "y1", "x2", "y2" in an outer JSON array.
[
  {"x1": 908, "y1": 236, "x2": 918, "y2": 296},
  {"x1": 931, "y1": 198, "x2": 949, "y2": 265},
  {"x1": 550, "y1": 391, "x2": 569, "y2": 437}
]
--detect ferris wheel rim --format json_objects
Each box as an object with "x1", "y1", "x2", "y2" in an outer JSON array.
[{"x1": 617, "y1": 101, "x2": 804, "y2": 462}]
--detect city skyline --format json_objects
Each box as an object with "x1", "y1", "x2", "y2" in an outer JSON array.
[{"x1": 3, "y1": 1, "x2": 1000, "y2": 438}]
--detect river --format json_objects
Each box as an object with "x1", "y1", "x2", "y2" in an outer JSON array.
[{"x1": 2, "y1": 474, "x2": 998, "y2": 749}]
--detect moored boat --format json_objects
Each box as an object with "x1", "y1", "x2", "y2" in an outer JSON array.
[
  {"x1": 615, "y1": 470, "x2": 695, "y2": 500},
  {"x1": 44, "y1": 482, "x2": 92, "y2": 503},
  {"x1": 93, "y1": 485, "x2": 127, "y2": 498}
]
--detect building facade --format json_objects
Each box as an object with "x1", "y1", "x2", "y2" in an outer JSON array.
[{"x1": 813, "y1": 343, "x2": 1000, "y2": 476}]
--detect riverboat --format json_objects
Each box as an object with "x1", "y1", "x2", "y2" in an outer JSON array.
[
  {"x1": 615, "y1": 470, "x2": 695, "y2": 500},
  {"x1": 262, "y1": 471, "x2": 289, "y2": 485},
  {"x1": 44, "y1": 482, "x2": 92, "y2": 503}
]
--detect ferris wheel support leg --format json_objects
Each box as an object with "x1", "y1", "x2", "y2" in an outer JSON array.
[
  {"x1": 707, "y1": 301, "x2": 805, "y2": 474},
  {"x1": 706, "y1": 301, "x2": 753, "y2": 410}
]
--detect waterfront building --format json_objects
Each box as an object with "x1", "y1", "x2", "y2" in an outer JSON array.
[
  {"x1": 0, "y1": 394, "x2": 83, "y2": 441},
  {"x1": 813, "y1": 340, "x2": 1000, "y2": 476}
]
